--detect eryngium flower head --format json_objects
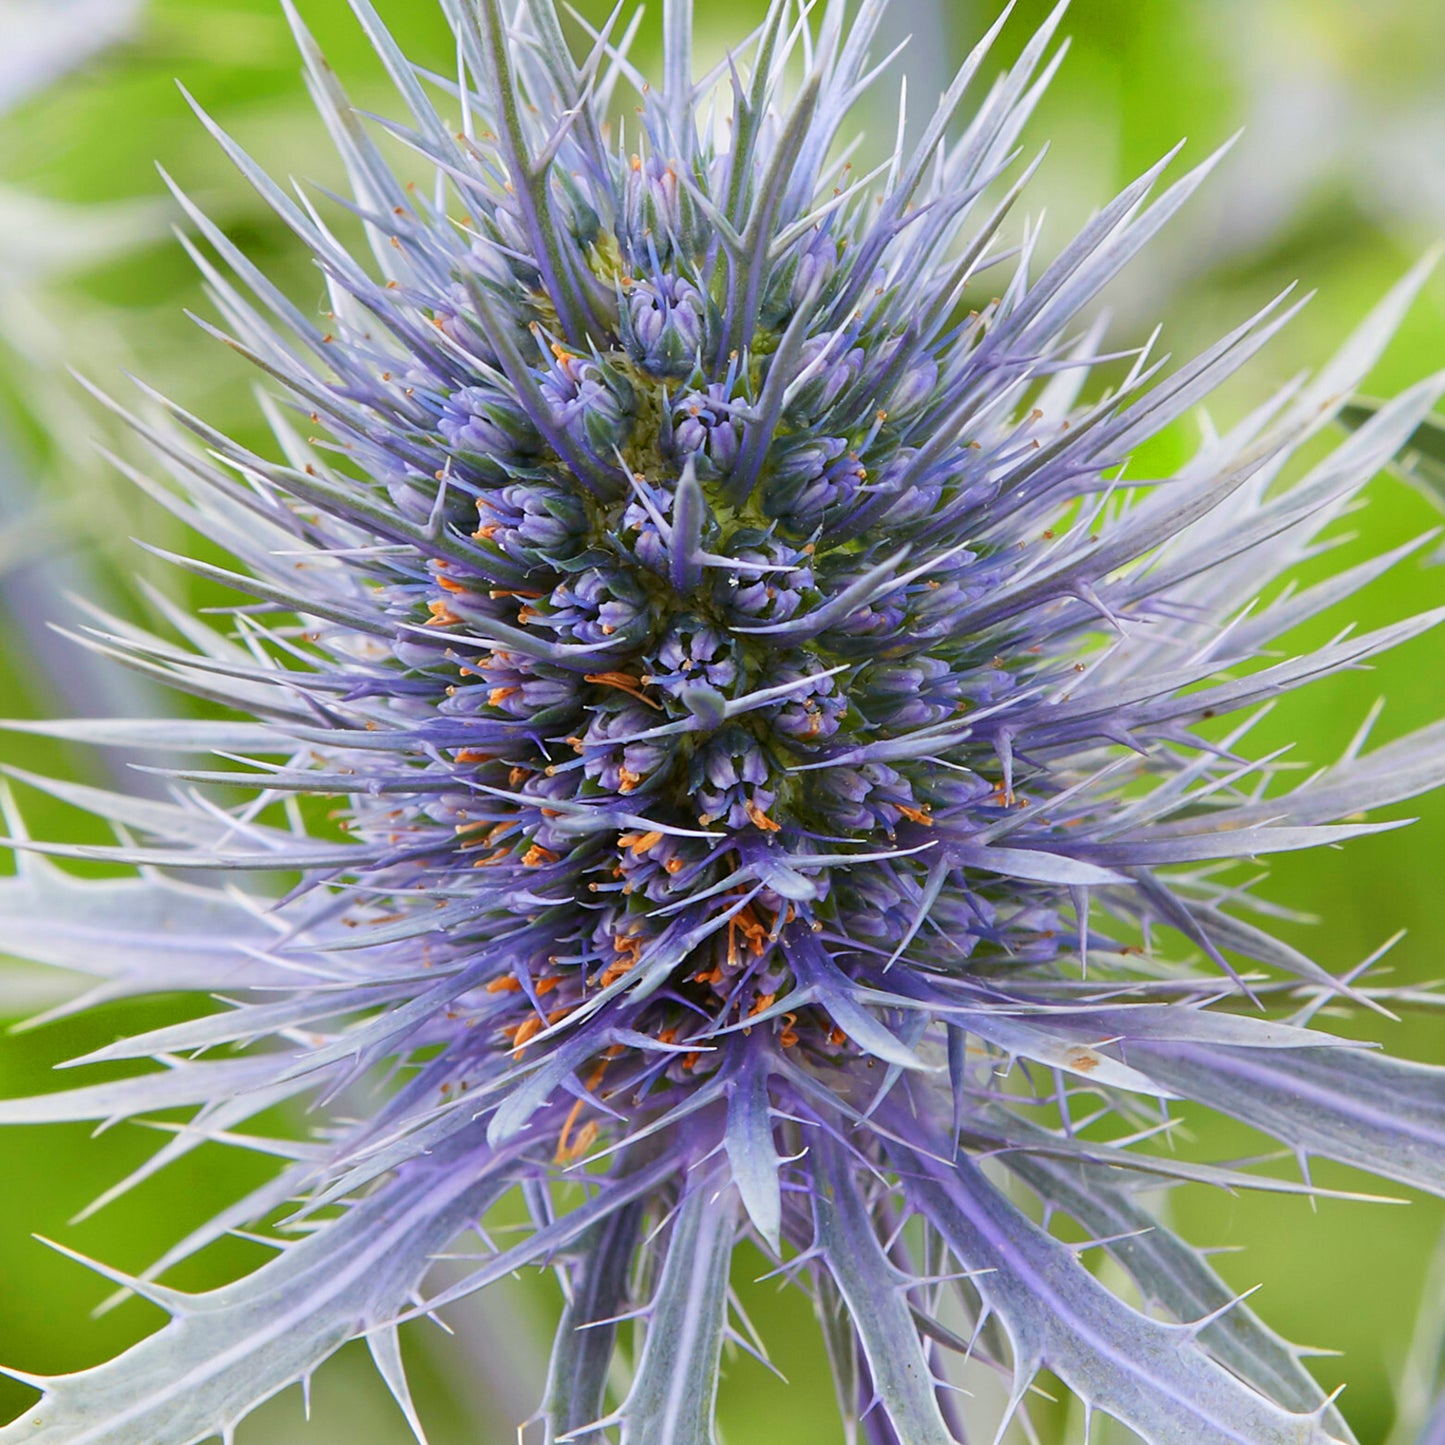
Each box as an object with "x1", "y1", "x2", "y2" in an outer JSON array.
[{"x1": 3, "y1": 2, "x2": 1445, "y2": 1442}]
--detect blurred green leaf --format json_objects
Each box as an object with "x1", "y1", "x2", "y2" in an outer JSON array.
[{"x1": 1341, "y1": 395, "x2": 1445, "y2": 512}]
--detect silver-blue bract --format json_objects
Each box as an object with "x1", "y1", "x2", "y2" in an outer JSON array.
[{"x1": 1, "y1": 2, "x2": 1443, "y2": 1442}]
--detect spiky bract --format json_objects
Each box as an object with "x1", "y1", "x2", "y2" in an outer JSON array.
[{"x1": 2, "y1": 2, "x2": 1445, "y2": 1443}]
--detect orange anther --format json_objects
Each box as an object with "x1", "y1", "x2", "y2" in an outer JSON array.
[
  {"x1": 551, "y1": 1092, "x2": 598, "y2": 1161},
  {"x1": 586, "y1": 672, "x2": 661, "y2": 709},
  {"x1": 509, "y1": 1016, "x2": 544, "y2": 1054},
  {"x1": 558, "y1": 1114, "x2": 599, "y2": 1162},
  {"x1": 745, "y1": 800, "x2": 782, "y2": 833}
]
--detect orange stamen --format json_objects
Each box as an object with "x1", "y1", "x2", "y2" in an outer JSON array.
[
  {"x1": 745, "y1": 800, "x2": 782, "y2": 833},
  {"x1": 560, "y1": 1120, "x2": 599, "y2": 1161},
  {"x1": 555, "y1": 1096, "x2": 587, "y2": 1162},
  {"x1": 509, "y1": 1016, "x2": 544, "y2": 1055},
  {"x1": 586, "y1": 672, "x2": 661, "y2": 709}
]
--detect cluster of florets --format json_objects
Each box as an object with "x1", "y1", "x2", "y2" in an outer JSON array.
[
  {"x1": 319, "y1": 91, "x2": 1064, "y2": 1076},
  {"x1": 7, "y1": 3, "x2": 1445, "y2": 1444}
]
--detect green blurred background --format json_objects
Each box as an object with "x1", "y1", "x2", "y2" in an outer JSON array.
[{"x1": 1, "y1": 0, "x2": 1444, "y2": 1440}]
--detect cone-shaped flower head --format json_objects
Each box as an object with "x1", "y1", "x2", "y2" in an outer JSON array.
[{"x1": 3, "y1": 2, "x2": 1445, "y2": 1443}]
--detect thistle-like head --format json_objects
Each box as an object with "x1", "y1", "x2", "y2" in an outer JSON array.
[{"x1": 2, "y1": 3, "x2": 1445, "y2": 1444}]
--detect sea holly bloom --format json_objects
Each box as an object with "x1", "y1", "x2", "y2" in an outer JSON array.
[{"x1": 3, "y1": 1, "x2": 1445, "y2": 1442}]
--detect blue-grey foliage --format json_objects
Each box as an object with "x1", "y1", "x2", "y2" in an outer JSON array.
[{"x1": 2, "y1": 1, "x2": 1444, "y2": 1441}]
